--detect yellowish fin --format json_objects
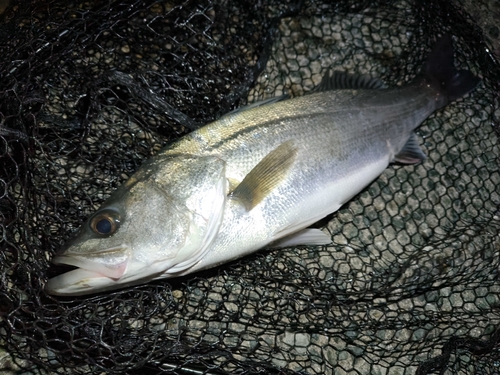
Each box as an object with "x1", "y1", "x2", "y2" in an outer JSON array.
[{"x1": 231, "y1": 140, "x2": 298, "y2": 210}]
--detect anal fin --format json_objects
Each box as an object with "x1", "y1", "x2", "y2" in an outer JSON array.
[{"x1": 394, "y1": 133, "x2": 426, "y2": 164}]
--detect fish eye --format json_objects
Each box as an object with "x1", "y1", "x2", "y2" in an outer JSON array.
[{"x1": 89, "y1": 209, "x2": 121, "y2": 236}]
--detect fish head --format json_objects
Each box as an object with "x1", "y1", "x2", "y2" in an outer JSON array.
[{"x1": 46, "y1": 155, "x2": 227, "y2": 296}]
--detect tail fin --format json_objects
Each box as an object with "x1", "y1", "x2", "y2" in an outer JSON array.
[{"x1": 423, "y1": 35, "x2": 481, "y2": 107}]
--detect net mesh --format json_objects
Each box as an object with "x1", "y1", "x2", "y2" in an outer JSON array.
[{"x1": 1, "y1": 0, "x2": 500, "y2": 374}]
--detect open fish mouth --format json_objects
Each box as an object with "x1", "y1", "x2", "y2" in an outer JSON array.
[
  {"x1": 45, "y1": 246, "x2": 167, "y2": 296},
  {"x1": 46, "y1": 247, "x2": 130, "y2": 295},
  {"x1": 45, "y1": 263, "x2": 168, "y2": 296},
  {"x1": 45, "y1": 263, "x2": 80, "y2": 280}
]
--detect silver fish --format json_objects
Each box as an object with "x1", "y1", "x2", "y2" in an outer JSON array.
[{"x1": 45, "y1": 36, "x2": 480, "y2": 295}]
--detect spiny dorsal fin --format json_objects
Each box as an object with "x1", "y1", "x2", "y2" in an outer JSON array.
[
  {"x1": 231, "y1": 140, "x2": 298, "y2": 211},
  {"x1": 314, "y1": 70, "x2": 387, "y2": 92},
  {"x1": 394, "y1": 133, "x2": 426, "y2": 164}
]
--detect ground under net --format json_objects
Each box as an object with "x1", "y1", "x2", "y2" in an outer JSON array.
[{"x1": 1, "y1": 0, "x2": 500, "y2": 374}]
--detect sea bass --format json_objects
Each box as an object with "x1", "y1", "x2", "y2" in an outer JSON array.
[{"x1": 46, "y1": 36, "x2": 480, "y2": 295}]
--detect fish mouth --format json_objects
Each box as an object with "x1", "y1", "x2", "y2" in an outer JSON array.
[
  {"x1": 45, "y1": 261, "x2": 166, "y2": 296},
  {"x1": 45, "y1": 263, "x2": 80, "y2": 280},
  {"x1": 45, "y1": 247, "x2": 130, "y2": 296}
]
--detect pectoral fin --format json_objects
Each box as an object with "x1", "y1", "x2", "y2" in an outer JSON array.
[
  {"x1": 231, "y1": 140, "x2": 298, "y2": 210},
  {"x1": 394, "y1": 133, "x2": 426, "y2": 164}
]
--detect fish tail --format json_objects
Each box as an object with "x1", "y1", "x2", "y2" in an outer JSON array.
[{"x1": 422, "y1": 35, "x2": 480, "y2": 107}]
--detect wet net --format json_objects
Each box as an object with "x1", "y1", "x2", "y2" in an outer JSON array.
[{"x1": 1, "y1": 0, "x2": 500, "y2": 374}]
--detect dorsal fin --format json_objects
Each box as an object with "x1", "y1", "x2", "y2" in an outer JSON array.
[
  {"x1": 231, "y1": 140, "x2": 298, "y2": 211},
  {"x1": 314, "y1": 70, "x2": 387, "y2": 92}
]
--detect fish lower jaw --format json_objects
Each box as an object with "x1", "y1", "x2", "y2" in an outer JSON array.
[
  {"x1": 45, "y1": 259, "x2": 174, "y2": 296},
  {"x1": 45, "y1": 268, "x2": 116, "y2": 296}
]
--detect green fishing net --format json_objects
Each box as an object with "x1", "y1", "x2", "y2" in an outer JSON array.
[{"x1": 1, "y1": 0, "x2": 499, "y2": 374}]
